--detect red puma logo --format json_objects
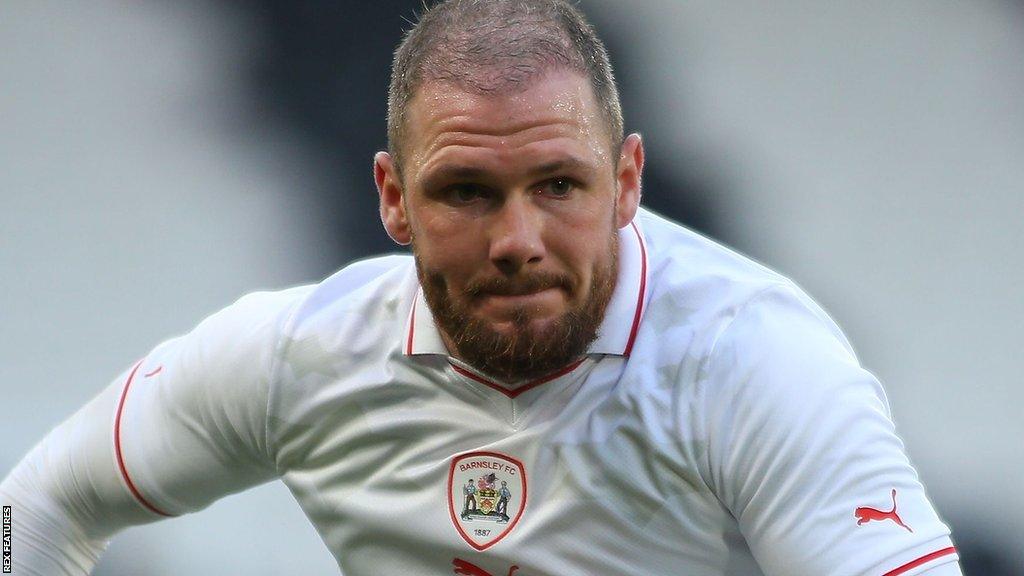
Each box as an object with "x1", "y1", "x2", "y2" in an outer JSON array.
[
  {"x1": 855, "y1": 489, "x2": 912, "y2": 532},
  {"x1": 452, "y1": 558, "x2": 520, "y2": 576}
]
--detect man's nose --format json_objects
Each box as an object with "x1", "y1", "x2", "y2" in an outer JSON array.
[{"x1": 488, "y1": 195, "x2": 545, "y2": 273}]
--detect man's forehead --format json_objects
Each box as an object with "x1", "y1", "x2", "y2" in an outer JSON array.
[
  {"x1": 404, "y1": 70, "x2": 612, "y2": 172},
  {"x1": 409, "y1": 70, "x2": 599, "y2": 129}
]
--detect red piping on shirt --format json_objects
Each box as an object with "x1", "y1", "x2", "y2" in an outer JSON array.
[
  {"x1": 623, "y1": 220, "x2": 647, "y2": 356},
  {"x1": 406, "y1": 295, "x2": 417, "y2": 355},
  {"x1": 114, "y1": 360, "x2": 174, "y2": 517},
  {"x1": 450, "y1": 358, "x2": 585, "y2": 398},
  {"x1": 405, "y1": 221, "x2": 649, "y2": 356},
  {"x1": 882, "y1": 547, "x2": 957, "y2": 576}
]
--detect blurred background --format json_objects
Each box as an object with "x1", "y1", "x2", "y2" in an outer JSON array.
[{"x1": 1, "y1": 0, "x2": 1021, "y2": 573}]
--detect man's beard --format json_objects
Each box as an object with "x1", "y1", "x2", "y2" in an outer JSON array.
[{"x1": 415, "y1": 234, "x2": 618, "y2": 382}]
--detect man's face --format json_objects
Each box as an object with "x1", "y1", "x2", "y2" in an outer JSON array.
[{"x1": 376, "y1": 70, "x2": 643, "y2": 381}]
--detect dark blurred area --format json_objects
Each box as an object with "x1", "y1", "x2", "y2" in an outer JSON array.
[{"x1": 238, "y1": 0, "x2": 722, "y2": 276}]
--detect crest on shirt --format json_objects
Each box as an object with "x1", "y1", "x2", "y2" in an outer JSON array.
[{"x1": 448, "y1": 451, "x2": 527, "y2": 550}]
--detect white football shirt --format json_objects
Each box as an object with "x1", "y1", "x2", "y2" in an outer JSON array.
[{"x1": 0, "y1": 208, "x2": 960, "y2": 575}]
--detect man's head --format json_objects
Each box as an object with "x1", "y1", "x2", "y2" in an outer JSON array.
[
  {"x1": 375, "y1": 0, "x2": 643, "y2": 381},
  {"x1": 386, "y1": 0, "x2": 624, "y2": 176}
]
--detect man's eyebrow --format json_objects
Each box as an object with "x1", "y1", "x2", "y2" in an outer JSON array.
[
  {"x1": 425, "y1": 165, "x2": 491, "y2": 183},
  {"x1": 530, "y1": 156, "x2": 596, "y2": 176},
  {"x1": 423, "y1": 157, "x2": 596, "y2": 185}
]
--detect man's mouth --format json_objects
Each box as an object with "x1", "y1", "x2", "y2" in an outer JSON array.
[
  {"x1": 483, "y1": 285, "x2": 558, "y2": 297},
  {"x1": 475, "y1": 287, "x2": 565, "y2": 317},
  {"x1": 466, "y1": 274, "x2": 572, "y2": 299},
  {"x1": 483, "y1": 286, "x2": 559, "y2": 299}
]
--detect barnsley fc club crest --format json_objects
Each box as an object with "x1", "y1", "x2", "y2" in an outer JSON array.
[{"x1": 448, "y1": 451, "x2": 527, "y2": 550}]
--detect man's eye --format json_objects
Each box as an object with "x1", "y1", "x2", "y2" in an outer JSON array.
[
  {"x1": 542, "y1": 178, "x2": 575, "y2": 197},
  {"x1": 450, "y1": 185, "x2": 487, "y2": 203}
]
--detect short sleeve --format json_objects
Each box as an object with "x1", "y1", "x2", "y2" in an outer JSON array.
[
  {"x1": 113, "y1": 288, "x2": 303, "y2": 516},
  {"x1": 701, "y1": 284, "x2": 959, "y2": 576},
  {"x1": 0, "y1": 287, "x2": 310, "y2": 574}
]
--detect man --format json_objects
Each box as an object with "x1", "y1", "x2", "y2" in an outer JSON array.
[
  {"x1": 0, "y1": 1, "x2": 961, "y2": 574},
  {"x1": 464, "y1": 478, "x2": 479, "y2": 518},
  {"x1": 496, "y1": 480, "x2": 511, "y2": 522}
]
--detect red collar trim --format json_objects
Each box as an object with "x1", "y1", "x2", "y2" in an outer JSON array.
[
  {"x1": 449, "y1": 358, "x2": 586, "y2": 399},
  {"x1": 623, "y1": 220, "x2": 647, "y2": 356},
  {"x1": 405, "y1": 294, "x2": 417, "y2": 356},
  {"x1": 404, "y1": 217, "x2": 649, "y2": 357}
]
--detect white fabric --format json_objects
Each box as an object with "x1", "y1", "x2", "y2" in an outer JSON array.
[
  {"x1": 920, "y1": 563, "x2": 966, "y2": 576},
  {"x1": 0, "y1": 208, "x2": 961, "y2": 575}
]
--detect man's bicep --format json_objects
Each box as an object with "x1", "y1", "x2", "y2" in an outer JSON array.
[
  {"x1": 702, "y1": 285, "x2": 959, "y2": 576},
  {"x1": 919, "y1": 562, "x2": 964, "y2": 576},
  {"x1": 0, "y1": 291, "x2": 297, "y2": 574},
  {"x1": 4, "y1": 289, "x2": 291, "y2": 530},
  {"x1": 111, "y1": 292, "x2": 289, "y2": 516}
]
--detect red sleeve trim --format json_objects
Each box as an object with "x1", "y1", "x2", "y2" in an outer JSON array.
[
  {"x1": 882, "y1": 547, "x2": 958, "y2": 576},
  {"x1": 114, "y1": 360, "x2": 174, "y2": 517}
]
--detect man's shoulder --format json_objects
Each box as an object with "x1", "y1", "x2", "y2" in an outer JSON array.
[
  {"x1": 311, "y1": 253, "x2": 415, "y2": 301},
  {"x1": 230, "y1": 253, "x2": 413, "y2": 312},
  {"x1": 633, "y1": 208, "x2": 851, "y2": 357},
  {"x1": 637, "y1": 207, "x2": 789, "y2": 291},
  {"x1": 205, "y1": 254, "x2": 413, "y2": 346},
  {"x1": 286, "y1": 253, "x2": 417, "y2": 327},
  {"x1": 636, "y1": 207, "x2": 796, "y2": 315},
  {"x1": 185, "y1": 254, "x2": 413, "y2": 350}
]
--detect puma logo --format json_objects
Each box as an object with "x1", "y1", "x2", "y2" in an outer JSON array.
[
  {"x1": 855, "y1": 489, "x2": 912, "y2": 532},
  {"x1": 144, "y1": 366, "x2": 163, "y2": 378},
  {"x1": 453, "y1": 558, "x2": 520, "y2": 576}
]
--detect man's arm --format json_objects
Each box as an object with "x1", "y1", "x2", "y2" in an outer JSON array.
[
  {"x1": 920, "y1": 563, "x2": 964, "y2": 576},
  {"x1": 0, "y1": 288, "x2": 305, "y2": 575},
  {"x1": 699, "y1": 283, "x2": 962, "y2": 576}
]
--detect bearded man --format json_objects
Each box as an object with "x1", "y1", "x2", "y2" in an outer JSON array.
[{"x1": 0, "y1": 1, "x2": 962, "y2": 575}]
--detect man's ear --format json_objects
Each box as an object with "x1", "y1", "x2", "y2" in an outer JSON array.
[
  {"x1": 614, "y1": 133, "x2": 644, "y2": 229},
  {"x1": 374, "y1": 151, "x2": 411, "y2": 245}
]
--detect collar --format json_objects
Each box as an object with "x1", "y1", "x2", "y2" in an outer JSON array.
[{"x1": 403, "y1": 218, "x2": 649, "y2": 358}]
